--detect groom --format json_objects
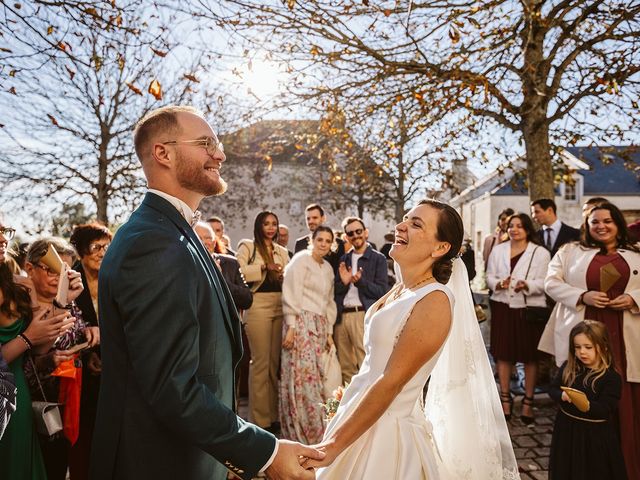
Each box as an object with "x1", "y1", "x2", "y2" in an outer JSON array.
[{"x1": 90, "y1": 106, "x2": 322, "y2": 480}]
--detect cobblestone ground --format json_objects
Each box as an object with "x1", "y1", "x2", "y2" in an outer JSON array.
[{"x1": 238, "y1": 297, "x2": 557, "y2": 479}]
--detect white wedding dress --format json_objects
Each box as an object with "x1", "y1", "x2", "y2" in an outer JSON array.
[{"x1": 317, "y1": 259, "x2": 519, "y2": 480}]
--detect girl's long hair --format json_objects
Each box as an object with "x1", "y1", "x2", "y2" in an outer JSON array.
[{"x1": 563, "y1": 320, "x2": 614, "y2": 390}]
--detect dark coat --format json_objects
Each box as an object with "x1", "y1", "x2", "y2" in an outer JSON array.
[
  {"x1": 538, "y1": 222, "x2": 580, "y2": 258},
  {"x1": 0, "y1": 350, "x2": 16, "y2": 440},
  {"x1": 90, "y1": 193, "x2": 275, "y2": 480},
  {"x1": 334, "y1": 245, "x2": 389, "y2": 319},
  {"x1": 215, "y1": 253, "x2": 253, "y2": 311}
]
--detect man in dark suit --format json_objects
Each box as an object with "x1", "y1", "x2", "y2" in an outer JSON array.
[
  {"x1": 334, "y1": 217, "x2": 389, "y2": 384},
  {"x1": 90, "y1": 106, "x2": 322, "y2": 480},
  {"x1": 294, "y1": 203, "x2": 344, "y2": 269},
  {"x1": 530, "y1": 198, "x2": 580, "y2": 258}
]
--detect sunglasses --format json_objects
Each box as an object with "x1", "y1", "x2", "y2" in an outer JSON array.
[{"x1": 345, "y1": 228, "x2": 364, "y2": 237}]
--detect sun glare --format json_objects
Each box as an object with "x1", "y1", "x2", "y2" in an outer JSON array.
[{"x1": 236, "y1": 59, "x2": 284, "y2": 99}]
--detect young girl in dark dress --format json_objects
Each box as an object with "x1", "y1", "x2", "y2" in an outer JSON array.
[{"x1": 549, "y1": 320, "x2": 627, "y2": 480}]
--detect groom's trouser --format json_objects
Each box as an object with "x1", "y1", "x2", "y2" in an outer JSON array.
[
  {"x1": 334, "y1": 310, "x2": 366, "y2": 384},
  {"x1": 243, "y1": 292, "x2": 283, "y2": 428}
]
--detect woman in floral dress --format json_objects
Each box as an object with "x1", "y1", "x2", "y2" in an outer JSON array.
[{"x1": 280, "y1": 225, "x2": 337, "y2": 444}]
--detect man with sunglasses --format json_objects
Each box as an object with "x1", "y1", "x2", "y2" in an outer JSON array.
[
  {"x1": 334, "y1": 217, "x2": 389, "y2": 384},
  {"x1": 294, "y1": 204, "x2": 344, "y2": 270}
]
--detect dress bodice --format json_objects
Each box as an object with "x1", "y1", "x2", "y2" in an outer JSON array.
[{"x1": 332, "y1": 282, "x2": 454, "y2": 419}]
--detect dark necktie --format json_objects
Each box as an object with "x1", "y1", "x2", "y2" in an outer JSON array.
[{"x1": 545, "y1": 228, "x2": 552, "y2": 250}]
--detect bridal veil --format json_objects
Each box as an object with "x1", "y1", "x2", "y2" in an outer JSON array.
[{"x1": 425, "y1": 257, "x2": 519, "y2": 479}]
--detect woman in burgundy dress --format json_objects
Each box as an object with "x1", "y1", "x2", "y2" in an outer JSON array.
[
  {"x1": 487, "y1": 213, "x2": 550, "y2": 423},
  {"x1": 543, "y1": 202, "x2": 640, "y2": 479}
]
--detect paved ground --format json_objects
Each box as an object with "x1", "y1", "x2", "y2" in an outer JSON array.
[{"x1": 237, "y1": 297, "x2": 557, "y2": 479}]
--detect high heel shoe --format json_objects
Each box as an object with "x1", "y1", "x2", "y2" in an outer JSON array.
[
  {"x1": 500, "y1": 392, "x2": 513, "y2": 421},
  {"x1": 521, "y1": 395, "x2": 535, "y2": 425}
]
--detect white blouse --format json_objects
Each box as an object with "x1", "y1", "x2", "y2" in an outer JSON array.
[{"x1": 282, "y1": 250, "x2": 337, "y2": 327}]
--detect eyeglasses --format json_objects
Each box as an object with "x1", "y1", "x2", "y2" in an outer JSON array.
[
  {"x1": 0, "y1": 227, "x2": 16, "y2": 240},
  {"x1": 34, "y1": 263, "x2": 58, "y2": 277},
  {"x1": 345, "y1": 228, "x2": 364, "y2": 237},
  {"x1": 162, "y1": 137, "x2": 224, "y2": 156},
  {"x1": 88, "y1": 243, "x2": 110, "y2": 254}
]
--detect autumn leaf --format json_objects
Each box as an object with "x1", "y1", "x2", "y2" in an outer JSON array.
[
  {"x1": 126, "y1": 82, "x2": 143, "y2": 95},
  {"x1": 47, "y1": 26, "x2": 54, "y2": 35},
  {"x1": 184, "y1": 73, "x2": 200, "y2": 83},
  {"x1": 0, "y1": 47, "x2": 13, "y2": 53},
  {"x1": 151, "y1": 47, "x2": 167, "y2": 57},
  {"x1": 8, "y1": 87, "x2": 17, "y2": 95},
  {"x1": 285, "y1": 0, "x2": 295, "y2": 10},
  {"x1": 85, "y1": 7, "x2": 99, "y2": 17},
  {"x1": 449, "y1": 27, "x2": 460, "y2": 43},
  {"x1": 92, "y1": 53, "x2": 103, "y2": 72},
  {"x1": 9, "y1": 69, "x2": 16, "y2": 77},
  {"x1": 264, "y1": 154, "x2": 273, "y2": 171},
  {"x1": 310, "y1": 45, "x2": 320, "y2": 56},
  {"x1": 65, "y1": 65, "x2": 75, "y2": 80},
  {"x1": 57, "y1": 41, "x2": 68, "y2": 52},
  {"x1": 148, "y1": 79, "x2": 162, "y2": 100},
  {"x1": 118, "y1": 55, "x2": 125, "y2": 71},
  {"x1": 383, "y1": 9, "x2": 391, "y2": 17},
  {"x1": 47, "y1": 114, "x2": 59, "y2": 126}
]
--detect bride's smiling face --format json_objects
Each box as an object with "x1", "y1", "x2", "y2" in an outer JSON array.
[{"x1": 390, "y1": 204, "x2": 450, "y2": 265}]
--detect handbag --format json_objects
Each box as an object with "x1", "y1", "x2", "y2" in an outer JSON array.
[
  {"x1": 29, "y1": 356, "x2": 63, "y2": 437},
  {"x1": 321, "y1": 344, "x2": 342, "y2": 401},
  {"x1": 523, "y1": 246, "x2": 551, "y2": 324}
]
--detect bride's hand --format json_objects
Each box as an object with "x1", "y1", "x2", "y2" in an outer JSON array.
[
  {"x1": 302, "y1": 441, "x2": 338, "y2": 469},
  {"x1": 326, "y1": 334, "x2": 334, "y2": 350}
]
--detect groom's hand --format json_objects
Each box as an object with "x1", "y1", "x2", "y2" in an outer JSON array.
[{"x1": 265, "y1": 439, "x2": 324, "y2": 480}]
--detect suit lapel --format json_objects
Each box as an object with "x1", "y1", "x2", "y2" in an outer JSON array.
[{"x1": 142, "y1": 194, "x2": 241, "y2": 351}]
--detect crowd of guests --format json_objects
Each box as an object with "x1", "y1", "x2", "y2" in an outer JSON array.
[
  {"x1": 484, "y1": 197, "x2": 639, "y2": 479},
  {"x1": 0, "y1": 195, "x2": 639, "y2": 479}
]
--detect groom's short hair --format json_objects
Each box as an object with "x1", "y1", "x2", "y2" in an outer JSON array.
[{"x1": 133, "y1": 105, "x2": 202, "y2": 164}]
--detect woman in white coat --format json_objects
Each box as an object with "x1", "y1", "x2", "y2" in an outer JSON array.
[
  {"x1": 486, "y1": 212, "x2": 550, "y2": 424},
  {"x1": 540, "y1": 202, "x2": 640, "y2": 479}
]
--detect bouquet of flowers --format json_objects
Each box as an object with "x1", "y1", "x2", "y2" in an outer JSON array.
[{"x1": 321, "y1": 384, "x2": 347, "y2": 422}]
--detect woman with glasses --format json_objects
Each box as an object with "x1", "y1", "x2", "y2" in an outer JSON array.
[
  {"x1": 23, "y1": 238, "x2": 98, "y2": 480},
  {"x1": 0, "y1": 225, "x2": 75, "y2": 479},
  {"x1": 237, "y1": 211, "x2": 289, "y2": 434},
  {"x1": 280, "y1": 225, "x2": 337, "y2": 444},
  {"x1": 68, "y1": 223, "x2": 112, "y2": 479}
]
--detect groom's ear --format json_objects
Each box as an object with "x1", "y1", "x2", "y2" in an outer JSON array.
[{"x1": 431, "y1": 242, "x2": 451, "y2": 259}]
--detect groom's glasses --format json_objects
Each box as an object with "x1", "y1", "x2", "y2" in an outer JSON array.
[{"x1": 162, "y1": 137, "x2": 224, "y2": 156}]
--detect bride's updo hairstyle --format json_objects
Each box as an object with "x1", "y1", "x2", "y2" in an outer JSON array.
[{"x1": 418, "y1": 199, "x2": 464, "y2": 284}]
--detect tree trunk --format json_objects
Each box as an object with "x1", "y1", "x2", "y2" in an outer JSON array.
[
  {"x1": 97, "y1": 139, "x2": 109, "y2": 225},
  {"x1": 522, "y1": 119, "x2": 554, "y2": 201}
]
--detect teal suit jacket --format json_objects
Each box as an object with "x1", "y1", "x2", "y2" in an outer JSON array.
[{"x1": 90, "y1": 193, "x2": 275, "y2": 480}]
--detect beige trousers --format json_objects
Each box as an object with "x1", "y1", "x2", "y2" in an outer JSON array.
[
  {"x1": 243, "y1": 292, "x2": 283, "y2": 428},
  {"x1": 334, "y1": 310, "x2": 366, "y2": 384}
]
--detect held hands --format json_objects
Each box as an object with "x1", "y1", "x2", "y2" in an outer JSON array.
[
  {"x1": 265, "y1": 439, "x2": 325, "y2": 480},
  {"x1": 86, "y1": 351, "x2": 102, "y2": 375},
  {"x1": 326, "y1": 334, "x2": 334, "y2": 351},
  {"x1": 303, "y1": 440, "x2": 338, "y2": 469},
  {"x1": 561, "y1": 391, "x2": 572, "y2": 403}
]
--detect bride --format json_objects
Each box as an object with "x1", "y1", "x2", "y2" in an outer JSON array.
[{"x1": 307, "y1": 199, "x2": 519, "y2": 479}]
